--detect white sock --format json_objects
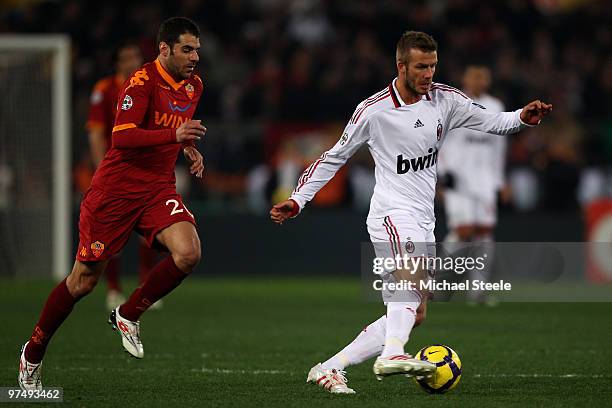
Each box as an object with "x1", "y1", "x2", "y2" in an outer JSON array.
[
  {"x1": 321, "y1": 315, "x2": 387, "y2": 370},
  {"x1": 380, "y1": 295, "x2": 420, "y2": 357}
]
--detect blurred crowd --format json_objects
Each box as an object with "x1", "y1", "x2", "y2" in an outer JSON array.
[{"x1": 1, "y1": 0, "x2": 611, "y2": 214}]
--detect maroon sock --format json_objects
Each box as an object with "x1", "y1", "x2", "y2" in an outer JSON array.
[
  {"x1": 119, "y1": 256, "x2": 187, "y2": 321},
  {"x1": 25, "y1": 279, "x2": 78, "y2": 363},
  {"x1": 105, "y1": 257, "x2": 121, "y2": 292},
  {"x1": 138, "y1": 243, "x2": 157, "y2": 284}
]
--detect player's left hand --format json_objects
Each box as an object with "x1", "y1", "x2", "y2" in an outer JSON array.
[
  {"x1": 183, "y1": 146, "x2": 204, "y2": 178},
  {"x1": 520, "y1": 100, "x2": 553, "y2": 126},
  {"x1": 270, "y1": 199, "x2": 299, "y2": 224}
]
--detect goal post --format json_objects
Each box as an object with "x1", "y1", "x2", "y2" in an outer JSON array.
[{"x1": 0, "y1": 35, "x2": 71, "y2": 280}]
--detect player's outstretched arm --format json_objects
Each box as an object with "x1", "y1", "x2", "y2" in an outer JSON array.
[
  {"x1": 270, "y1": 199, "x2": 299, "y2": 224},
  {"x1": 519, "y1": 100, "x2": 553, "y2": 126},
  {"x1": 446, "y1": 92, "x2": 553, "y2": 135}
]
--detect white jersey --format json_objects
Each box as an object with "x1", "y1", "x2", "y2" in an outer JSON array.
[
  {"x1": 290, "y1": 79, "x2": 528, "y2": 229},
  {"x1": 437, "y1": 93, "x2": 506, "y2": 202}
]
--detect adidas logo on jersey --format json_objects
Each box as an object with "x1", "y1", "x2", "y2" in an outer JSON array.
[
  {"x1": 396, "y1": 148, "x2": 439, "y2": 174},
  {"x1": 414, "y1": 119, "x2": 424, "y2": 128}
]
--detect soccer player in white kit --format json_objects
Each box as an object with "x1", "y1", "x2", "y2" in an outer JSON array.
[
  {"x1": 437, "y1": 65, "x2": 507, "y2": 304},
  {"x1": 270, "y1": 31, "x2": 552, "y2": 394}
]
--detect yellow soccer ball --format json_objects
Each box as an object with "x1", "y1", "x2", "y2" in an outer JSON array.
[{"x1": 414, "y1": 345, "x2": 462, "y2": 394}]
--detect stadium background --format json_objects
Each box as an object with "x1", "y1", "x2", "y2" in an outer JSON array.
[
  {"x1": 0, "y1": 1, "x2": 611, "y2": 406},
  {"x1": 0, "y1": 0, "x2": 611, "y2": 276}
]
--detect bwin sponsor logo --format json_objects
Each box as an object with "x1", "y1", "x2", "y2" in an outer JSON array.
[{"x1": 396, "y1": 148, "x2": 438, "y2": 174}]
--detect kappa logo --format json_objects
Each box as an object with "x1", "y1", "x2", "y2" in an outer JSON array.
[
  {"x1": 32, "y1": 326, "x2": 47, "y2": 345},
  {"x1": 126, "y1": 68, "x2": 149, "y2": 90},
  {"x1": 121, "y1": 95, "x2": 133, "y2": 111},
  {"x1": 414, "y1": 119, "x2": 424, "y2": 128},
  {"x1": 90, "y1": 241, "x2": 105, "y2": 257},
  {"x1": 79, "y1": 246, "x2": 88, "y2": 258}
]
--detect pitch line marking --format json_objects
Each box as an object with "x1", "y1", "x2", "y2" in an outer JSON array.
[
  {"x1": 473, "y1": 373, "x2": 609, "y2": 378},
  {"x1": 193, "y1": 367, "x2": 290, "y2": 375}
]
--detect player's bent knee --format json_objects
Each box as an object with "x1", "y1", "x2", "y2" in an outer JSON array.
[
  {"x1": 171, "y1": 245, "x2": 201, "y2": 273},
  {"x1": 67, "y1": 261, "x2": 104, "y2": 298}
]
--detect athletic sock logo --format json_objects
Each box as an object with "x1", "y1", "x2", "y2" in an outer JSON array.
[{"x1": 414, "y1": 119, "x2": 424, "y2": 128}]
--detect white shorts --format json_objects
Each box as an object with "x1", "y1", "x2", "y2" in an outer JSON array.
[
  {"x1": 444, "y1": 190, "x2": 496, "y2": 229},
  {"x1": 367, "y1": 215, "x2": 436, "y2": 274}
]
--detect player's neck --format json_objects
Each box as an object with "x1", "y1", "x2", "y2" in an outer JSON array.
[
  {"x1": 396, "y1": 80, "x2": 421, "y2": 105},
  {"x1": 157, "y1": 58, "x2": 183, "y2": 83}
]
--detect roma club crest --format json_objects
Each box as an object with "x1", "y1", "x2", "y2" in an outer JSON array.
[
  {"x1": 90, "y1": 241, "x2": 105, "y2": 258},
  {"x1": 185, "y1": 83, "x2": 194, "y2": 99}
]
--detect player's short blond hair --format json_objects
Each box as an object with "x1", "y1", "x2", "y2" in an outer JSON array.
[{"x1": 396, "y1": 31, "x2": 438, "y2": 63}]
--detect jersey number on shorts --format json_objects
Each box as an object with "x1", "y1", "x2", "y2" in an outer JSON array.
[{"x1": 165, "y1": 199, "x2": 194, "y2": 218}]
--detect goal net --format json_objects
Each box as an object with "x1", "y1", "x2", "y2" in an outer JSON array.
[{"x1": 0, "y1": 35, "x2": 71, "y2": 280}]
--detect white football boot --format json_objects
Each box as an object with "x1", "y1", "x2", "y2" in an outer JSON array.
[
  {"x1": 108, "y1": 307, "x2": 143, "y2": 358},
  {"x1": 306, "y1": 363, "x2": 355, "y2": 394},
  {"x1": 18, "y1": 342, "x2": 42, "y2": 390},
  {"x1": 373, "y1": 354, "x2": 436, "y2": 380}
]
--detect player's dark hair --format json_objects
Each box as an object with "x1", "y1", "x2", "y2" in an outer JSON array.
[
  {"x1": 396, "y1": 31, "x2": 438, "y2": 62},
  {"x1": 157, "y1": 17, "x2": 200, "y2": 49}
]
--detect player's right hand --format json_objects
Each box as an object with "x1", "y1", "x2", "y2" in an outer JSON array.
[
  {"x1": 270, "y1": 199, "x2": 299, "y2": 225},
  {"x1": 176, "y1": 119, "x2": 206, "y2": 143}
]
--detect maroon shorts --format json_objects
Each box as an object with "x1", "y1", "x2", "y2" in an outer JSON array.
[{"x1": 76, "y1": 188, "x2": 196, "y2": 262}]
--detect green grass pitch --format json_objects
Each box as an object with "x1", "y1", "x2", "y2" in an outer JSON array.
[{"x1": 1, "y1": 278, "x2": 611, "y2": 407}]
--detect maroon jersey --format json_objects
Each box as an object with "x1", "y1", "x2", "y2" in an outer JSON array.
[
  {"x1": 90, "y1": 59, "x2": 203, "y2": 198},
  {"x1": 86, "y1": 74, "x2": 124, "y2": 148}
]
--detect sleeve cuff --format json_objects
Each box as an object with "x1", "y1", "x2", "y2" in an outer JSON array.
[
  {"x1": 516, "y1": 108, "x2": 538, "y2": 127},
  {"x1": 288, "y1": 198, "x2": 301, "y2": 218}
]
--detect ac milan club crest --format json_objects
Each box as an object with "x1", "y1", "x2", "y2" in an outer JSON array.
[
  {"x1": 185, "y1": 83, "x2": 194, "y2": 99},
  {"x1": 90, "y1": 241, "x2": 105, "y2": 257},
  {"x1": 405, "y1": 239, "x2": 415, "y2": 253},
  {"x1": 436, "y1": 119, "x2": 443, "y2": 141}
]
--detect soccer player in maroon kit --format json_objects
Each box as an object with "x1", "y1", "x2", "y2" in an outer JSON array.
[
  {"x1": 18, "y1": 17, "x2": 207, "y2": 390},
  {"x1": 86, "y1": 42, "x2": 162, "y2": 311}
]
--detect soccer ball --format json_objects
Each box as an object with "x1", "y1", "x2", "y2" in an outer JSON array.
[{"x1": 414, "y1": 345, "x2": 462, "y2": 394}]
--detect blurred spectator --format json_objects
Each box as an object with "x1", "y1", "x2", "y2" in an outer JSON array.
[{"x1": 1, "y1": 0, "x2": 610, "y2": 213}]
